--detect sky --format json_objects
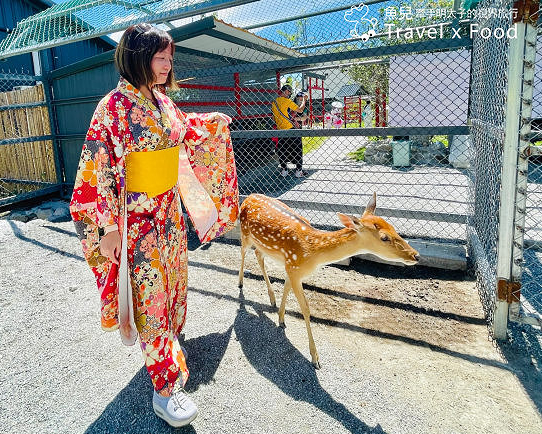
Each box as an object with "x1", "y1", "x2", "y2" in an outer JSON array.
[
  {"x1": 42, "y1": 0, "x2": 410, "y2": 45},
  {"x1": 33, "y1": 0, "x2": 464, "y2": 54}
]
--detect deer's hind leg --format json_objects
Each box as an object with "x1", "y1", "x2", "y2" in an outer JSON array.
[
  {"x1": 278, "y1": 276, "x2": 291, "y2": 328},
  {"x1": 254, "y1": 249, "x2": 277, "y2": 308},
  {"x1": 238, "y1": 233, "x2": 250, "y2": 288}
]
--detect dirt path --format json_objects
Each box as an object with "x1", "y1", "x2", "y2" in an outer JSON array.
[{"x1": 0, "y1": 216, "x2": 541, "y2": 433}]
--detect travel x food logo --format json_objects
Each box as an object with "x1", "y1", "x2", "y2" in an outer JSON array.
[
  {"x1": 344, "y1": 3, "x2": 519, "y2": 41},
  {"x1": 344, "y1": 3, "x2": 378, "y2": 41}
]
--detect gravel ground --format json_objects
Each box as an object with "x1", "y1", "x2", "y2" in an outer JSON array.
[{"x1": 1, "y1": 209, "x2": 542, "y2": 434}]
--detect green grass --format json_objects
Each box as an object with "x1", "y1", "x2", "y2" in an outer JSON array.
[
  {"x1": 348, "y1": 136, "x2": 389, "y2": 162},
  {"x1": 302, "y1": 130, "x2": 449, "y2": 162},
  {"x1": 432, "y1": 135, "x2": 449, "y2": 147},
  {"x1": 348, "y1": 147, "x2": 366, "y2": 162},
  {"x1": 302, "y1": 136, "x2": 328, "y2": 154},
  {"x1": 367, "y1": 136, "x2": 391, "y2": 142},
  {"x1": 345, "y1": 121, "x2": 362, "y2": 128}
]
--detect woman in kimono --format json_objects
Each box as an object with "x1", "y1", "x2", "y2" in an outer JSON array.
[{"x1": 69, "y1": 24, "x2": 238, "y2": 428}]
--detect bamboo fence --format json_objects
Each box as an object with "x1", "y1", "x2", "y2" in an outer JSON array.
[{"x1": 0, "y1": 83, "x2": 56, "y2": 187}]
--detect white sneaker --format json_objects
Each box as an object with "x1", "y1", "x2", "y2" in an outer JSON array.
[
  {"x1": 280, "y1": 169, "x2": 288, "y2": 177},
  {"x1": 153, "y1": 387, "x2": 198, "y2": 427}
]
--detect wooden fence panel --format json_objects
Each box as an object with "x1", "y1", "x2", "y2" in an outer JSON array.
[{"x1": 0, "y1": 83, "x2": 56, "y2": 184}]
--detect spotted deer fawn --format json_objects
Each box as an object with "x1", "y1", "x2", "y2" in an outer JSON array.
[{"x1": 238, "y1": 193, "x2": 419, "y2": 368}]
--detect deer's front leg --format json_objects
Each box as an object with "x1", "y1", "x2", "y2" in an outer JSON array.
[
  {"x1": 288, "y1": 273, "x2": 320, "y2": 369},
  {"x1": 254, "y1": 249, "x2": 276, "y2": 308}
]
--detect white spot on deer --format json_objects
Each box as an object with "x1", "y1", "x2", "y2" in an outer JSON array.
[{"x1": 292, "y1": 254, "x2": 297, "y2": 260}]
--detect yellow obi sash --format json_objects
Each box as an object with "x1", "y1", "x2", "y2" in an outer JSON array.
[{"x1": 126, "y1": 146, "x2": 179, "y2": 198}]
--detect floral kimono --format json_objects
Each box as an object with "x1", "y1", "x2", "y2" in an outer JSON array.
[{"x1": 70, "y1": 78, "x2": 238, "y2": 393}]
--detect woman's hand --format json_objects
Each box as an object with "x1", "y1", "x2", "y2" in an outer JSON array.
[
  {"x1": 100, "y1": 230, "x2": 121, "y2": 265},
  {"x1": 208, "y1": 112, "x2": 232, "y2": 124}
]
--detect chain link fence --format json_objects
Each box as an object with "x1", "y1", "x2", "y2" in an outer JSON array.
[
  {"x1": 511, "y1": 15, "x2": 542, "y2": 327},
  {"x1": 468, "y1": 0, "x2": 542, "y2": 336},
  {"x1": 167, "y1": 0, "x2": 473, "y2": 243},
  {"x1": 3, "y1": 0, "x2": 540, "y2": 335},
  {"x1": 0, "y1": 70, "x2": 58, "y2": 207},
  {"x1": 466, "y1": 0, "x2": 512, "y2": 334}
]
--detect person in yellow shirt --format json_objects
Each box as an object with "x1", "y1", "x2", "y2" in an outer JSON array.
[{"x1": 271, "y1": 85, "x2": 308, "y2": 177}]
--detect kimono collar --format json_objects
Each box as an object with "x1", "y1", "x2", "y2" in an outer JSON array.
[
  {"x1": 116, "y1": 78, "x2": 183, "y2": 144},
  {"x1": 116, "y1": 77, "x2": 162, "y2": 117},
  {"x1": 116, "y1": 77, "x2": 180, "y2": 135}
]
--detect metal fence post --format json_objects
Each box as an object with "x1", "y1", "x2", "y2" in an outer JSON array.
[
  {"x1": 494, "y1": 16, "x2": 528, "y2": 339},
  {"x1": 42, "y1": 72, "x2": 64, "y2": 194},
  {"x1": 509, "y1": 8, "x2": 538, "y2": 325}
]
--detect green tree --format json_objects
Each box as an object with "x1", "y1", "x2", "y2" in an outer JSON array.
[
  {"x1": 344, "y1": 62, "x2": 389, "y2": 96},
  {"x1": 277, "y1": 18, "x2": 309, "y2": 47}
]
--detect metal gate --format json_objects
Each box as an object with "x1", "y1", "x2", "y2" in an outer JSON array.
[{"x1": 468, "y1": 0, "x2": 541, "y2": 338}]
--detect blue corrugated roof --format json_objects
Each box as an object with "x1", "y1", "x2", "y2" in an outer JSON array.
[{"x1": 335, "y1": 83, "x2": 367, "y2": 98}]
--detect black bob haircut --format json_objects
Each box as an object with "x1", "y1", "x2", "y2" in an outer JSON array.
[{"x1": 114, "y1": 23, "x2": 177, "y2": 90}]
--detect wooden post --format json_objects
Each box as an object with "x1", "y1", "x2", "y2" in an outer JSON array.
[
  {"x1": 375, "y1": 88, "x2": 380, "y2": 127},
  {"x1": 382, "y1": 92, "x2": 387, "y2": 127},
  {"x1": 320, "y1": 78, "x2": 324, "y2": 128},
  {"x1": 343, "y1": 96, "x2": 347, "y2": 127},
  {"x1": 358, "y1": 96, "x2": 362, "y2": 127}
]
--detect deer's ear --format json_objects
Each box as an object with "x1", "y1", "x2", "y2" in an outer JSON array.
[
  {"x1": 360, "y1": 218, "x2": 377, "y2": 230},
  {"x1": 362, "y1": 192, "x2": 377, "y2": 217},
  {"x1": 338, "y1": 213, "x2": 361, "y2": 229}
]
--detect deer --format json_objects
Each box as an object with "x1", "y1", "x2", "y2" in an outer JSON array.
[{"x1": 238, "y1": 193, "x2": 420, "y2": 369}]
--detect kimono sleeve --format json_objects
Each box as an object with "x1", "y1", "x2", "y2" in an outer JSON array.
[
  {"x1": 177, "y1": 109, "x2": 239, "y2": 243},
  {"x1": 93, "y1": 107, "x2": 121, "y2": 229},
  {"x1": 70, "y1": 99, "x2": 121, "y2": 230},
  {"x1": 69, "y1": 98, "x2": 122, "y2": 331}
]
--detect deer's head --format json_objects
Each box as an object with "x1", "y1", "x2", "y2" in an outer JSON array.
[{"x1": 337, "y1": 193, "x2": 420, "y2": 265}]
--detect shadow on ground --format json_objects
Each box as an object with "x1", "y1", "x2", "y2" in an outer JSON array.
[
  {"x1": 498, "y1": 324, "x2": 542, "y2": 417},
  {"x1": 84, "y1": 329, "x2": 232, "y2": 434},
  {"x1": 498, "y1": 248, "x2": 542, "y2": 417},
  {"x1": 233, "y1": 286, "x2": 386, "y2": 434}
]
